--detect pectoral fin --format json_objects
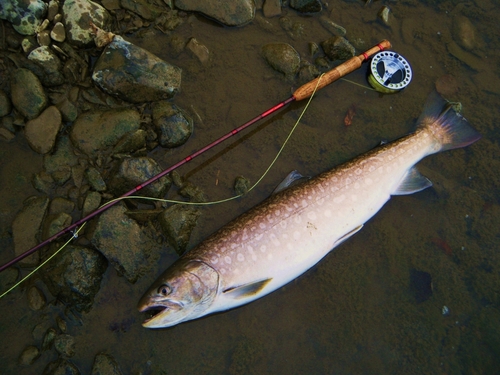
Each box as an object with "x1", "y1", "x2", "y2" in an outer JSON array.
[
  {"x1": 333, "y1": 225, "x2": 363, "y2": 247},
  {"x1": 392, "y1": 167, "x2": 432, "y2": 195},
  {"x1": 222, "y1": 278, "x2": 272, "y2": 299},
  {"x1": 272, "y1": 170, "x2": 308, "y2": 194}
]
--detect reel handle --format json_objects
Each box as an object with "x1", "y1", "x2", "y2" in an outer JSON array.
[{"x1": 293, "y1": 39, "x2": 392, "y2": 101}]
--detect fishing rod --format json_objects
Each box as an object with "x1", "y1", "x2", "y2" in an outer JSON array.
[{"x1": 0, "y1": 40, "x2": 391, "y2": 273}]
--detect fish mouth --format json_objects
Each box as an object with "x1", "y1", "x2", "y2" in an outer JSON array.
[{"x1": 138, "y1": 301, "x2": 183, "y2": 328}]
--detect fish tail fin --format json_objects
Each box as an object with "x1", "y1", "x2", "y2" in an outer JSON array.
[{"x1": 417, "y1": 91, "x2": 481, "y2": 153}]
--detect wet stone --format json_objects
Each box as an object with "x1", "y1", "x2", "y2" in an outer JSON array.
[
  {"x1": 234, "y1": 175, "x2": 251, "y2": 195},
  {"x1": 263, "y1": 0, "x2": 281, "y2": 18},
  {"x1": 37, "y1": 30, "x2": 52, "y2": 46},
  {"x1": 108, "y1": 157, "x2": 171, "y2": 198},
  {"x1": 51, "y1": 22, "x2": 66, "y2": 42},
  {"x1": 112, "y1": 129, "x2": 146, "y2": 155},
  {"x1": 86, "y1": 167, "x2": 107, "y2": 192},
  {"x1": 12, "y1": 196, "x2": 50, "y2": 267},
  {"x1": 92, "y1": 36, "x2": 182, "y2": 103},
  {"x1": 63, "y1": 0, "x2": 110, "y2": 46},
  {"x1": 290, "y1": 0, "x2": 322, "y2": 13},
  {"x1": 91, "y1": 353, "x2": 123, "y2": 375},
  {"x1": 120, "y1": 0, "x2": 163, "y2": 21},
  {"x1": 18, "y1": 345, "x2": 41, "y2": 366},
  {"x1": 48, "y1": 0, "x2": 59, "y2": 21},
  {"x1": 27, "y1": 286, "x2": 46, "y2": 310},
  {"x1": 159, "y1": 205, "x2": 201, "y2": 255},
  {"x1": 152, "y1": 101, "x2": 193, "y2": 148},
  {"x1": 90, "y1": 203, "x2": 158, "y2": 283},
  {"x1": 44, "y1": 135, "x2": 79, "y2": 174},
  {"x1": 54, "y1": 334, "x2": 76, "y2": 357},
  {"x1": 319, "y1": 16, "x2": 346, "y2": 36},
  {"x1": 43, "y1": 212, "x2": 72, "y2": 240},
  {"x1": 0, "y1": 89, "x2": 12, "y2": 117},
  {"x1": 56, "y1": 98, "x2": 78, "y2": 122},
  {"x1": 186, "y1": 37, "x2": 210, "y2": 64},
  {"x1": 321, "y1": 36, "x2": 355, "y2": 61},
  {"x1": 42, "y1": 358, "x2": 81, "y2": 375},
  {"x1": 50, "y1": 197, "x2": 75, "y2": 215},
  {"x1": 83, "y1": 191, "x2": 102, "y2": 217},
  {"x1": 261, "y1": 43, "x2": 301, "y2": 78},
  {"x1": 42, "y1": 245, "x2": 107, "y2": 312},
  {"x1": 175, "y1": 0, "x2": 255, "y2": 26},
  {"x1": 25, "y1": 106, "x2": 62, "y2": 154},
  {"x1": 10, "y1": 68, "x2": 48, "y2": 120},
  {"x1": 28, "y1": 46, "x2": 64, "y2": 86},
  {"x1": 453, "y1": 15, "x2": 478, "y2": 52},
  {"x1": 0, "y1": 0, "x2": 47, "y2": 35},
  {"x1": 42, "y1": 328, "x2": 57, "y2": 351},
  {"x1": 70, "y1": 108, "x2": 141, "y2": 156},
  {"x1": 32, "y1": 171, "x2": 56, "y2": 194},
  {"x1": 179, "y1": 181, "x2": 207, "y2": 203}
]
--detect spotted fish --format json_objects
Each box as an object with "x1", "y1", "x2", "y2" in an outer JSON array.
[{"x1": 138, "y1": 92, "x2": 480, "y2": 328}]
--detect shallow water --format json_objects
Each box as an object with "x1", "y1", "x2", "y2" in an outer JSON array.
[{"x1": 1, "y1": 0, "x2": 499, "y2": 374}]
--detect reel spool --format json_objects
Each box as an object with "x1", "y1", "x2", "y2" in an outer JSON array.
[{"x1": 368, "y1": 51, "x2": 412, "y2": 94}]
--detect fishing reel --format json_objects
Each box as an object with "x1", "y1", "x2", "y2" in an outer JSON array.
[{"x1": 367, "y1": 51, "x2": 412, "y2": 94}]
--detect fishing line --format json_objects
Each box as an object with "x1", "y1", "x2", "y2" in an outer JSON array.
[{"x1": 0, "y1": 73, "x2": 324, "y2": 299}]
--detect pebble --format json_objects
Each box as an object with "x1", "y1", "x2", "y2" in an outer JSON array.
[
  {"x1": 91, "y1": 353, "x2": 123, "y2": 375},
  {"x1": 261, "y1": 43, "x2": 301, "y2": 78},
  {"x1": 27, "y1": 286, "x2": 46, "y2": 310},
  {"x1": 51, "y1": 22, "x2": 66, "y2": 42},
  {"x1": 28, "y1": 46, "x2": 64, "y2": 86},
  {"x1": 48, "y1": 0, "x2": 59, "y2": 21},
  {"x1": 63, "y1": 0, "x2": 110, "y2": 46},
  {"x1": 10, "y1": 68, "x2": 48, "y2": 120},
  {"x1": 152, "y1": 101, "x2": 193, "y2": 148},
  {"x1": 54, "y1": 334, "x2": 76, "y2": 357},
  {"x1": 186, "y1": 37, "x2": 210, "y2": 64},
  {"x1": 263, "y1": 0, "x2": 281, "y2": 17},
  {"x1": 24, "y1": 106, "x2": 62, "y2": 154},
  {"x1": 43, "y1": 359, "x2": 81, "y2": 375},
  {"x1": 321, "y1": 36, "x2": 355, "y2": 61},
  {"x1": 18, "y1": 345, "x2": 41, "y2": 366},
  {"x1": 175, "y1": 0, "x2": 255, "y2": 26},
  {"x1": 37, "y1": 30, "x2": 51, "y2": 46}
]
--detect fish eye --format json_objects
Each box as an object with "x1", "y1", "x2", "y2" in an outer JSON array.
[{"x1": 157, "y1": 284, "x2": 172, "y2": 296}]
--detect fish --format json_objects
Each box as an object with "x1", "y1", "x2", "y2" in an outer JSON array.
[{"x1": 138, "y1": 92, "x2": 481, "y2": 328}]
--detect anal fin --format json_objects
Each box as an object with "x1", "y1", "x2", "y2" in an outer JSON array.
[
  {"x1": 392, "y1": 167, "x2": 432, "y2": 195},
  {"x1": 222, "y1": 278, "x2": 272, "y2": 300}
]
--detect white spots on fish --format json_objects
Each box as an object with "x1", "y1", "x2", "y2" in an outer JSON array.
[
  {"x1": 237, "y1": 253, "x2": 245, "y2": 262},
  {"x1": 211, "y1": 256, "x2": 218, "y2": 264},
  {"x1": 259, "y1": 222, "x2": 266, "y2": 230},
  {"x1": 345, "y1": 178, "x2": 352, "y2": 185},
  {"x1": 270, "y1": 233, "x2": 280, "y2": 246},
  {"x1": 294, "y1": 215, "x2": 302, "y2": 224},
  {"x1": 364, "y1": 177, "x2": 373, "y2": 186},
  {"x1": 334, "y1": 195, "x2": 346, "y2": 204},
  {"x1": 284, "y1": 204, "x2": 294, "y2": 212},
  {"x1": 316, "y1": 198, "x2": 325, "y2": 205},
  {"x1": 224, "y1": 256, "x2": 232, "y2": 264},
  {"x1": 307, "y1": 211, "x2": 317, "y2": 220},
  {"x1": 275, "y1": 209, "x2": 281, "y2": 217},
  {"x1": 369, "y1": 165, "x2": 376, "y2": 173},
  {"x1": 255, "y1": 233, "x2": 263, "y2": 241},
  {"x1": 220, "y1": 268, "x2": 226, "y2": 275},
  {"x1": 260, "y1": 245, "x2": 267, "y2": 253},
  {"x1": 266, "y1": 214, "x2": 274, "y2": 224},
  {"x1": 301, "y1": 199, "x2": 308, "y2": 208},
  {"x1": 280, "y1": 220, "x2": 287, "y2": 229},
  {"x1": 355, "y1": 168, "x2": 362, "y2": 175}
]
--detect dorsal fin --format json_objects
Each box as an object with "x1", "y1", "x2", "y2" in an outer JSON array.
[
  {"x1": 222, "y1": 278, "x2": 272, "y2": 299},
  {"x1": 392, "y1": 167, "x2": 432, "y2": 195}
]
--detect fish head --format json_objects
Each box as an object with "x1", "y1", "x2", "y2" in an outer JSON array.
[{"x1": 138, "y1": 259, "x2": 219, "y2": 328}]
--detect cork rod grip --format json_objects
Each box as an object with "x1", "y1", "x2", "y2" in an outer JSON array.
[{"x1": 292, "y1": 40, "x2": 391, "y2": 101}]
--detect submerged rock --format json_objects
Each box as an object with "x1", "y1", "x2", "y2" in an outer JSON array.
[
  {"x1": 261, "y1": 43, "x2": 301, "y2": 78},
  {"x1": 290, "y1": 0, "x2": 322, "y2": 13},
  {"x1": 453, "y1": 15, "x2": 478, "y2": 52},
  {"x1": 321, "y1": 36, "x2": 355, "y2": 61},
  {"x1": 42, "y1": 358, "x2": 81, "y2": 375},
  {"x1": 70, "y1": 108, "x2": 140, "y2": 156},
  {"x1": 0, "y1": 89, "x2": 12, "y2": 117},
  {"x1": 63, "y1": 0, "x2": 110, "y2": 46},
  {"x1": 10, "y1": 68, "x2": 48, "y2": 120},
  {"x1": 42, "y1": 245, "x2": 107, "y2": 312},
  {"x1": 0, "y1": 0, "x2": 47, "y2": 35},
  {"x1": 152, "y1": 101, "x2": 193, "y2": 148},
  {"x1": 175, "y1": 0, "x2": 255, "y2": 26},
  {"x1": 91, "y1": 353, "x2": 123, "y2": 375},
  {"x1": 24, "y1": 106, "x2": 62, "y2": 154},
  {"x1": 12, "y1": 196, "x2": 50, "y2": 267},
  {"x1": 18, "y1": 345, "x2": 41, "y2": 366},
  {"x1": 27, "y1": 286, "x2": 46, "y2": 310},
  {"x1": 234, "y1": 175, "x2": 251, "y2": 195},
  {"x1": 159, "y1": 205, "x2": 201, "y2": 255},
  {"x1": 54, "y1": 334, "x2": 76, "y2": 357},
  {"x1": 90, "y1": 203, "x2": 158, "y2": 283},
  {"x1": 92, "y1": 35, "x2": 182, "y2": 103},
  {"x1": 108, "y1": 157, "x2": 171, "y2": 198}
]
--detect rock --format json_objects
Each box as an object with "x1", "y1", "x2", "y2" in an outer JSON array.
[
  {"x1": 56, "y1": 316, "x2": 67, "y2": 333},
  {"x1": 24, "y1": 106, "x2": 62, "y2": 154},
  {"x1": 263, "y1": 0, "x2": 281, "y2": 18},
  {"x1": 62, "y1": 0, "x2": 110, "y2": 46},
  {"x1": 51, "y1": 22, "x2": 66, "y2": 42},
  {"x1": 82, "y1": 191, "x2": 101, "y2": 217},
  {"x1": 319, "y1": 16, "x2": 346, "y2": 36},
  {"x1": 86, "y1": 167, "x2": 107, "y2": 192},
  {"x1": 159, "y1": 205, "x2": 201, "y2": 255},
  {"x1": 42, "y1": 212, "x2": 72, "y2": 239},
  {"x1": 92, "y1": 35, "x2": 182, "y2": 103},
  {"x1": 42, "y1": 358, "x2": 81, "y2": 375},
  {"x1": 175, "y1": 0, "x2": 255, "y2": 26},
  {"x1": 32, "y1": 171, "x2": 56, "y2": 194},
  {"x1": 261, "y1": 43, "x2": 301, "y2": 78},
  {"x1": 186, "y1": 37, "x2": 210, "y2": 64},
  {"x1": 50, "y1": 197, "x2": 75, "y2": 215},
  {"x1": 10, "y1": 68, "x2": 48, "y2": 120},
  {"x1": 0, "y1": 89, "x2": 12, "y2": 117},
  {"x1": 56, "y1": 98, "x2": 78, "y2": 122},
  {"x1": 47, "y1": 0, "x2": 59, "y2": 21},
  {"x1": 120, "y1": 0, "x2": 164, "y2": 21},
  {"x1": 321, "y1": 36, "x2": 355, "y2": 61},
  {"x1": 453, "y1": 15, "x2": 477, "y2": 52},
  {"x1": 108, "y1": 157, "x2": 171, "y2": 198},
  {"x1": 112, "y1": 129, "x2": 147, "y2": 155},
  {"x1": 42, "y1": 328, "x2": 57, "y2": 351},
  {"x1": 27, "y1": 286, "x2": 46, "y2": 310},
  {"x1": 44, "y1": 135, "x2": 79, "y2": 175},
  {"x1": 91, "y1": 353, "x2": 123, "y2": 375},
  {"x1": 0, "y1": 127, "x2": 15, "y2": 142},
  {"x1": 90, "y1": 203, "x2": 158, "y2": 283},
  {"x1": 289, "y1": 0, "x2": 322, "y2": 13},
  {"x1": 12, "y1": 196, "x2": 50, "y2": 267},
  {"x1": 378, "y1": 6, "x2": 391, "y2": 26},
  {"x1": 54, "y1": 334, "x2": 76, "y2": 357},
  {"x1": 179, "y1": 181, "x2": 207, "y2": 202},
  {"x1": 234, "y1": 175, "x2": 250, "y2": 195},
  {"x1": 37, "y1": 30, "x2": 51, "y2": 46},
  {"x1": 42, "y1": 245, "x2": 107, "y2": 312},
  {"x1": 18, "y1": 345, "x2": 41, "y2": 366},
  {"x1": 152, "y1": 101, "x2": 193, "y2": 148},
  {"x1": 70, "y1": 108, "x2": 141, "y2": 156},
  {"x1": 0, "y1": 0, "x2": 47, "y2": 35}
]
